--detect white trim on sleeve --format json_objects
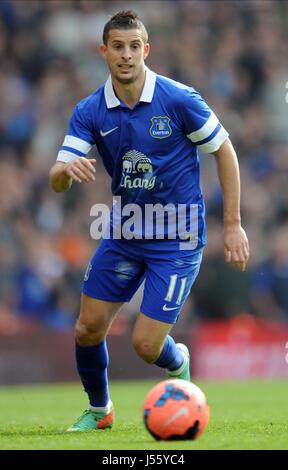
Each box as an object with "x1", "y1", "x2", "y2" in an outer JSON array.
[
  {"x1": 197, "y1": 127, "x2": 229, "y2": 154},
  {"x1": 62, "y1": 135, "x2": 92, "y2": 154},
  {"x1": 187, "y1": 112, "x2": 219, "y2": 143}
]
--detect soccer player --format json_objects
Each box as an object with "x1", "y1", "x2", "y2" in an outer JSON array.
[{"x1": 49, "y1": 11, "x2": 249, "y2": 432}]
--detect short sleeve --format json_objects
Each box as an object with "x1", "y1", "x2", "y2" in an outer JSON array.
[
  {"x1": 57, "y1": 103, "x2": 95, "y2": 163},
  {"x1": 181, "y1": 89, "x2": 229, "y2": 154}
]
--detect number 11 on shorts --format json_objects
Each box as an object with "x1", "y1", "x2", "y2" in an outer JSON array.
[{"x1": 165, "y1": 274, "x2": 187, "y2": 305}]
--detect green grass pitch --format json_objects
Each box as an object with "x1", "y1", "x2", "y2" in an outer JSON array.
[{"x1": 0, "y1": 379, "x2": 287, "y2": 450}]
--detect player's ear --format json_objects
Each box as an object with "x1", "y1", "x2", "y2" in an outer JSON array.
[
  {"x1": 99, "y1": 43, "x2": 107, "y2": 58},
  {"x1": 143, "y1": 43, "x2": 150, "y2": 60}
]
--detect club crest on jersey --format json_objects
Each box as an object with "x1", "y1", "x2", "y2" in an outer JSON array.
[{"x1": 150, "y1": 116, "x2": 172, "y2": 139}]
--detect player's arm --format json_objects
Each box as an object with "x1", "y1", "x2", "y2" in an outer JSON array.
[
  {"x1": 50, "y1": 100, "x2": 97, "y2": 192},
  {"x1": 49, "y1": 158, "x2": 96, "y2": 193},
  {"x1": 212, "y1": 138, "x2": 250, "y2": 272}
]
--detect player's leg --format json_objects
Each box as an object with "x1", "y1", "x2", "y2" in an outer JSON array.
[
  {"x1": 68, "y1": 238, "x2": 145, "y2": 432},
  {"x1": 67, "y1": 295, "x2": 122, "y2": 432},
  {"x1": 75, "y1": 294, "x2": 122, "y2": 408},
  {"x1": 132, "y1": 313, "x2": 190, "y2": 379},
  {"x1": 132, "y1": 313, "x2": 172, "y2": 363},
  {"x1": 132, "y1": 246, "x2": 203, "y2": 381}
]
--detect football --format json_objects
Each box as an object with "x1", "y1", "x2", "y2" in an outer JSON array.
[{"x1": 143, "y1": 379, "x2": 210, "y2": 441}]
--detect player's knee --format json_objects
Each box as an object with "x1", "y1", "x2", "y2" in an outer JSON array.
[
  {"x1": 132, "y1": 338, "x2": 161, "y2": 364},
  {"x1": 75, "y1": 319, "x2": 104, "y2": 346}
]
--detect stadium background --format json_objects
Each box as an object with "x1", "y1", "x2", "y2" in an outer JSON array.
[{"x1": 0, "y1": 0, "x2": 288, "y2": 384}]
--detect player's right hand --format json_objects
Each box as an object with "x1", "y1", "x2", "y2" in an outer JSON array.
[{"x1": 65, "y1": 157, "x2": 96, "y2": 183}]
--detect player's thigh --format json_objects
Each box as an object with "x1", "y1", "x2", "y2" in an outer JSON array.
[
  {"x1": 82, "y1": 238, "x2": 145, "y2": 303},
  {"x1": 140, "y1": 248, "x2": 203, "y2": 324}
]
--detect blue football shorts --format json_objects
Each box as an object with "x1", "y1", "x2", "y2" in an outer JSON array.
[{"x1": 82, "y1": 238, "x2": 203, "y2": 324}]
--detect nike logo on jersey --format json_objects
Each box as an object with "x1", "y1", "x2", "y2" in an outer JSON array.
[
  {"x1": 163, "y1": 407, "x2": 189, "y2": 427},
  {"x1": 163, "y1": 304, "x2": 178, "y2": 311},
  {"x1": 100, "y1": 127, "x2": 118, "y2": 137}
]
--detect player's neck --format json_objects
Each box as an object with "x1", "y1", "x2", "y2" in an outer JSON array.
[{"x1": 112, "y1": 68, "x2": 146, "y2": 109}]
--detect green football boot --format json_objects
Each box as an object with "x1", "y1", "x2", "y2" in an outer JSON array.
[
  {"x1": 166, "y1": 343, "x2": 190, "y2": 381},
  {"x1": 66, "y1": 404, "x2": 115, "y2": 432}
]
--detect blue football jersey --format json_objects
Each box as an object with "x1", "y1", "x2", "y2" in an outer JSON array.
[{"x1": 57, "y1": 68, "x2": 228, "y2": 249}]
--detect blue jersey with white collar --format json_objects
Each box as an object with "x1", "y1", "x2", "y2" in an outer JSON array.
[{"x1": 57, "y1": 68, "x2": 228, "y2": 249}]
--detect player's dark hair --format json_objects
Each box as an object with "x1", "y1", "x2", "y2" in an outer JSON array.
[{"x1": 102, "y1": 11, "x2": 148, "y2": 45}]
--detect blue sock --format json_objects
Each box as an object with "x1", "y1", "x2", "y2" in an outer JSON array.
[
  {"x1": 154, "y1": 335, "x2": 184, "y2": 371},
  {"x1": 76, "y1": 340, "x2": 109, "y2": 407}
]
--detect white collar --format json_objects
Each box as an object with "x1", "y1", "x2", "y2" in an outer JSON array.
[{"x1": 104, "y1": 67, "x2": 156, "y2": 109}]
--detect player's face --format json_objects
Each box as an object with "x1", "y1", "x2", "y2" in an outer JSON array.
[{"x1": 100, "y1": 29, "x2": 150, "y2": 85}]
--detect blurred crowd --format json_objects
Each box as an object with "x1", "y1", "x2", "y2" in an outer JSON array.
[{"x1": 0, "y1": 0, "x2": 288, "y2": 334}]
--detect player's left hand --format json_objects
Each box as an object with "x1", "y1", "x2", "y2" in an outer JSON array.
[{"x1": 223, "y1": 224, "x2": 250, "y2": 272}]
